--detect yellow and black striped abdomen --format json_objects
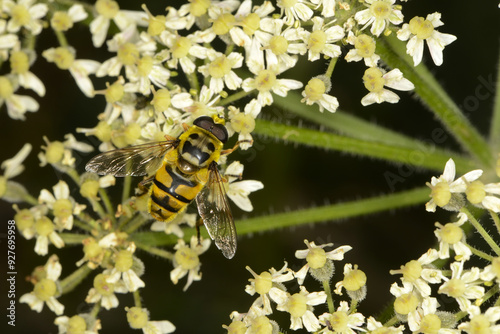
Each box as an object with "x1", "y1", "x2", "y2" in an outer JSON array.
[{"x1": 148, "y1": 161, "x2": 204, "y2": 222}]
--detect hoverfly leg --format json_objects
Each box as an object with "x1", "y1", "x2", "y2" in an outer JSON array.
[
  {"x1": 195, "y1": 218, "x2": 204, "y2": 246},
  {"x1": 138, "y1": 175, "x2": 155, "y2": 194},
  {"x1": 220, "y1": 139, "x2": 253, "y2": 156}
]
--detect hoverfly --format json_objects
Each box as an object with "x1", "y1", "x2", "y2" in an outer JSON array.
[{"x1": 85, "y1": 115, "x2": 241, "y2": 259}]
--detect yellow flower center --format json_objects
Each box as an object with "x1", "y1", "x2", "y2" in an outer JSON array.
[
  {"x1": 137, "y1": 55, "x2": 153, "y2": 77},
  {"x1": 11, "y1": 4, "x2": 31, "y2": 26},
  {"x1": 343, "y1": 267, "x2": 367, "y2": 291},
  {"x1": 189, "y1": 0, "x2": 211, "y2": 17},
  {"x1": 431, "y1": 181, "x2": 451, "y2": 207},
  {"x1": 287, "y1": 293, "x2": 307, "y2": 318},
  {"x1": 45, "y1": 141, "x2": 65, "y2": 164},
  {"x1": 363, "y1": 67, "x2": 385, "y2": 93},
  {"x1": 151, "y1": 88, "x2": 171, "y2": 112},
  {"x1": 401, "y1": 260, "x2": 422, "y2": 283},
  {"x1": 117, "y1": 43, "x2": 139, "y2": 66},
  {"x1": 230, "y1": 112, "x2": 255, "y2": 135},
  {"x1": 212, "y1": 13, "x2": 235, "y2": 35},
  {"x1": 83, "y1": 238, "x2": 103, "y2": 259},
  {"x1": 105, "y1": 81, "x2": 124, "y2": 103},
  {"x1": 304, "y1": 78, "x2": 326, "y2": 102},
  {"x1": 329, "y1": 311, "x2": 349, "y2": 332},
  {"x1": 440, "y1": 278, "x2": 466, "y2": 298},
  {"x1": 34, "y1": 278, "x2": 57, "y2": 301},
  {"x1": 53, "y1": 198, "x2": 73, "y2": 219},
  {"x1": 468, "y1": 314, "x2": 491, "y2": 334},
  {"x1": 10, "y1": 51, "x2": 30, "y2": 74},
  {"x1": 94, "y1": 274, "x2": 115, "y2": 296},
  {"x1": 281, "y1": 0, "x2": 298, "y2": 9},
  {"x1": 370, "y1": 1, "x2": 392, "y2": 20},
  {"x1": 52, "y1": 47, "x2": 75, "y2": 70},
  {"x1": 95, "y1": 121, "x2": 112, "y2": 142},
  {"x1": 306, "y1": 247, "x2": 327, "y2": 269},
  {"x1": 408, "y1": 16, "x2": 434, "y2": 40},
  {"x1": 115, "y1": 250, "x2": 134, "y2": 272},
  {"x1": 208, "y1": 55, "x2": 232, "y2": 79},
  {"x1": 80, "y1": 179, "x2": 100, "y2": 199},
  {"x1": 308, "y1": 30, "x2": 327, "y2": 53},
  {"x1": 250, "y1": 316, "x2": 272, "y2": 333},
  {"x1": 148, "y1": 15, "x2": 166, "y2": 36},
  {"x1": 124, "y1": 123, "x2": 142, "y2": 146},
  {"x1": 35, "y1": 216, "x2": 54, "y2": 237},
  {"x1": 95, "y1": 0, "x2": 119, "y2": 19},
  {"x1": 127, "y1": 307, "x2": 149, "y2": 329},
  {"x1": 0, "y1": 77, "x2": 14, "y2": 98},
  {"x1": 254, "y1": 70, "x2": 276, "y2": 93},
  {"x1": 175, "y1": 246, "x2": 200, "y2": 270},
  {"x1": 67, "y1": 315, "x2": 87, "y2": 334},
  {"x1": 269, "y1": 35, "x2": 288, "y2": 55},
  {"x1": 440, "y1": 223, "x2": 463, "y2": 244},
  {"x1": 254, "y1": 272, "x2": 273, "y2": 295},
  {"x1": 51, "y1": 11, "x2": 73, "y2": 31},
  {"x1": 354, "y1": 34, "x2": 376, "y2": 58},
  {"x1": 171, "y1": 36, "x2": 192, "y2": 59},
  {"x1": 466, "y1": 180, "x2": 486, "y2": 205},
  {"x1": 15, "y1": 209, "x2": 35, "y2": 231},
  {"x1": 394, "y1": 292, "x2": 418, "y2": 315},
  {"x1": 419, "y1": 314, "x2": 441, "y2": 334},
  {"x1": 241, "y1": 13, "x2": 260, "y2": 36}
]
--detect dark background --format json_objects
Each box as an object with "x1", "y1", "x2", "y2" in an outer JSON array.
[{"x1": 1, "y1": 0, "x2": 499, "y2": 333}]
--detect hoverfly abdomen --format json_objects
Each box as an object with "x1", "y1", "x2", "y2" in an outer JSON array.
[{"x1": 149, "y1": 163, "x2": 203, "y2": 222}]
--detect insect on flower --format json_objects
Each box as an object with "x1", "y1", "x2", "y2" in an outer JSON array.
[{"x1": 86, "y1": 115, "x2": 246, "y2": 259}]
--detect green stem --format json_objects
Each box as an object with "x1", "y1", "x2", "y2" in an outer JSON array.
[
  {"x1": 59, "y1": 232, "x2": 88, "y2": 244},
  {"x1": 461, "y1": 207, "x2": 500, "y2": 256},
  {"x1": 488, "y1": 46, "x2": 500, "y2": 153},
  {"x1": 490, "y1": 210, "x2": 500, "y2": 235},
  {"x1": 133, "y1": 290, "x2": 142, "y2": 308},
  {"x1": 122, "y1": 175, "x2": 132, "y2": 205},
  {"x1": 60, "y1": 265, "x2": 93, "y2": 294},
  {"x1": 325, "y1": 56, "x2": 338, "y2": 78},
  {"x1": 135, "y1": 242, "x2": 174, "y2": 261},
  {"x1": 322, "y1": 280, "x2": 335, "y2": 313},
  {"x1": 218, "y1": 89, "x2": 254, "y2": 107},
  {"x1": 465, "y1": 242, "x2": 494, "y2": 262},
  {"x1": 123, "y1": 214, "x2": 150, "y2": 234},
  {"x1": 98, "y1": 188, "x2": 116, "y2": 225},
  {"x1": 377, "y1": 35, "x2": 494, "y2": 170},
  {"x1": 253, "y1": 119, "x2": 476, "y2": 173},
  {"x1": 132, "y1": 186, "x2": 430, "y2": 246}
]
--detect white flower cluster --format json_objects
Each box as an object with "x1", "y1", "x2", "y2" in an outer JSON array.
[{"x1": 0, "y1": 0, "x2": 458, "y2": 126}]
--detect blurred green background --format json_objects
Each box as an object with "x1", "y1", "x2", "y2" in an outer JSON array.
[{"x1": 1, "y1": 0, "x2": 499, "y2": 333}]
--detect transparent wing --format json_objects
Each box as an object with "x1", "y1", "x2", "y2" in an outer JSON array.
[
  {"x1": 85, "y1": 141, "x2": 176, "y2": 177},
  {"x1": 196, "y1": 162, "x2": 237, "y2": 259}
]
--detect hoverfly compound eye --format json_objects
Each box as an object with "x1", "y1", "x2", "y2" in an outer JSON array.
[{"x1": 193, "y1": 116, "x2": 229, "y2": 143}]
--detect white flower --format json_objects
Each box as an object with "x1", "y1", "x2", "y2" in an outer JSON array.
[
  {"x1": 465, "y1": 180, "x2": 500, "y2": 212},
  {"x1": 42, "y1": 47, "x2": 100, "y2": 97},
  {"x1": 2, "y1": 0, "x2": 48, "y2": 35},
  {"x1": 198, "y1": 50, "x2": 243, "y2": 93},
  {"x1": 170, "y1": 236, "x2": 211, "y2": 291},
  {"x1": 299, "y1": 17, "x2": 344, "y2": 62},
  {"x1": 33, "y1": 216, "x2": 65, "y2": 256},
  {"x1": 438, "y1": 261, "x2": 484, "y2": 312},
  {"x1": 50, "y1": 4, "x2": 88, "y2": 32},
  {"x1": 224, "y1": 161, "x2": 263, "y2": 211},
  {"x1": 90, "y1": 0, "x2": 148, "y2": 48},
  {"x1": 9, "y1": 47, "x2": 45, "y2": 96},
  {"x1": 301, "y1": 76, "x2": 339, "y2": 113},
  {"x1": 425, "y1": 159, "x2": 483, "y2": 212},
  {"x1": 434, "y1": 213, "x2": 472, "y2": 261},
  {"x1": 85, "y1": 271, "x2": 127, "y2": 310},
  {"x1": 0, "y1": 20, "x2": 19, "y2": 57},
  {"x1": 38, "y1": 180, "x2": 86, "y2": 230},
  {"x1": 458, "y1": 305, "x2": 500, "y2": 333},
  {"x1": 295, "y1": 239, "x2": 352, "y2": 285},
  {"x1": 397, "y1": 13, "x2": 457, "y2": 66},
  {"x1": 276, "y1": 0, "x2": 314, "y2": 26},
  {"x1": 406, "y1": 297, "x2": 446, "y2": 332},
  {"x1": 270, "y1": 285, "x2": 326, "y2": 332},
  {"x1": 126, "y1": 307, "x2": 176, "y2": 334},
  {"x1": 150, "y1": 212, "x2": 197, "y2": 238},
  {"x1": 54, "y1": 314, "x2": 102, "y2": 334},
  {"x1": 0, "y1": 75, "x2": 39, "y2": 120},
  {"x1": 226, "y1": 99, "x2": 261, "y2": 149},
  {"x1": 318, "y1": 301, "x2": 365, "y2": 334},
  {"x1": 159, "y1": 30, "x2": 209, "y2": 74},
  {"x1": 245, "y1": 262, "x2": 294, "y2": 314},
  {"x1": 0, "y1": 143, "x2": 31, "y2": 201},
  {"x1": 345, "y1": 32, "x2": 380, "y2": 67},
  {"x1": 389, "y1": 248, "x2": 444, "y2": 297},
  {"x1": 107, "y1": 248, "x2": 145, "y2": 292},
  {"x1": 366, "y1": 316, "x2": 405, "y2": 334},
  {"x1": 390, "y1": 281, "x2": 422, "y2": 326},
  {"x1": 20, "y1": 255, "x2": 65, "y2": 315},
  {"x1": 361, "y1": 67, "x2": 414, "y2": 106},
  {"x1": 354, "y1": 0, "x2": 403, "y2": 37}
]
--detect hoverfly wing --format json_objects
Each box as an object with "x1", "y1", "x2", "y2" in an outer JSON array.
[
  {"x1": 196, "y1": 162, "x2": 237, "y2": 259},
  {"x1": 85, "y1": 141, "x2": 176, "y2": 177}
]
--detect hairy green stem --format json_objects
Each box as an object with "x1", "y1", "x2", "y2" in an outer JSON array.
[
  {"x1": 323, "y1": 280, "x2": 335, "y2": 314},
  {"x1": 60, "y1": 265, "x2": 92, "y2": 294},
  {"x1": 461, "y1": 207, "x2": 500, "y2": 256},
  {"x1": 488, "y1": 46, "x2": 500, "y2": 153}
]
